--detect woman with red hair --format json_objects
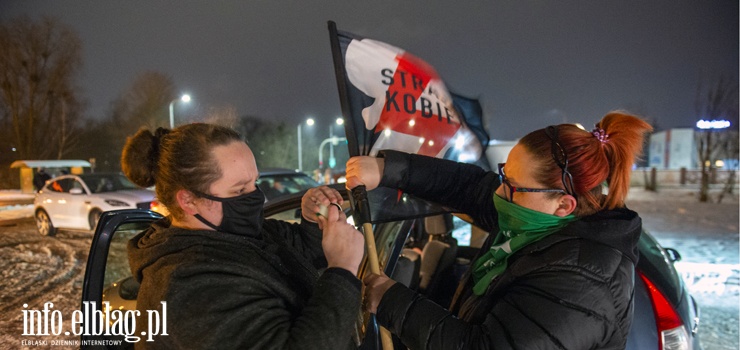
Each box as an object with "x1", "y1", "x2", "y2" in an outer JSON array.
[{"x1": 346, "y1": 111, "x2": 652, "y2": 349}]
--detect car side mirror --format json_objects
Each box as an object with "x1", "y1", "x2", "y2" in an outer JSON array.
[
  {"x1": 69, "y1": 188, "x2": 84, "y2": 195},
  {"x1": 664, "y1": 247, "x2": 682, "y2": 262}
]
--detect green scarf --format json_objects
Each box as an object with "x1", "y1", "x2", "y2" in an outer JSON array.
[{"x1": 471, "y1": 194, "x2": 578, "y2": 295}]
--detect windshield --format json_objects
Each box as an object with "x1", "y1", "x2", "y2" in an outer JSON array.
[{"x1": 81, "y1": 174, "x2": 141, "y2": 193}]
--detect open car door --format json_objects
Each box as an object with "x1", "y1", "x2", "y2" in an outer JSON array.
[{"x1": 80, "y1": 209, "x2": 163, "y2": 349}]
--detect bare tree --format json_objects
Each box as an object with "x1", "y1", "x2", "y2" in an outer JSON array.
[
  {"x1": 0, "y1": 16, "x2": 84, "y2": 160},
  {"x1": 68, "y1": 71, "x2": 175, "y2": 173},
  {"x1": 694, "y1": 77, "x2": 739, "y2": 202},
  {"x1": 109, "y1": 71, "x2": 175, "y2": 135},
  {"x1": 201, "y1": 104, "x2": 239, "y2": 128},
  {"x1": 227, "y1": 116, "x2": 300, "y2": 169},
  {"x1": 716, "y1": 129, "x2": 739, "y2": 203}
]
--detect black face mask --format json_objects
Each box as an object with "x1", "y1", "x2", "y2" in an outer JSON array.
[{"x1": 193, "y1": 187, "x2": 265, "y2": 236}]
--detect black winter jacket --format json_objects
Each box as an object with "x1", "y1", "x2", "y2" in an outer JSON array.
[
  {"x1": 128, "y1": 217, "x2": 361, "y2": 349},
  {"x1": 375, "y1": 150, "x2": 641, "y2": 350}
]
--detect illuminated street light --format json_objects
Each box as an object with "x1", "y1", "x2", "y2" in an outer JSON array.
[
  {"x1": 169, "y1": 94, "x2": 192, "y2": 129},
  {"x1": 297, "y1": 118, "x2": 315, "y2": 171},
  {"x1": 328, "y1": 117, "x2": 345, "y2": 169},
  {"x1": 696, "y1": 119, "x2": 731, "y2": 130}
]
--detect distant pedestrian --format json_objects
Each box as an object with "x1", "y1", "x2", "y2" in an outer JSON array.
[{"x1": 33, "y1": 168, "x2": 51, "y2": 192}]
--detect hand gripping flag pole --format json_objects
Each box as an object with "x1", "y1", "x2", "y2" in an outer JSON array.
[{"x1": 328, "y1": 21, "x2": 394, "y2": 350}]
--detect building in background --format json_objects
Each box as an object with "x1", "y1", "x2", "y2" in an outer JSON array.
[
  {"x1": 485, "y1": 140, "x2": 517, "y2": 167},
  {"x1": 648, "y1": 128, "x2": 697, "y2": 170}
]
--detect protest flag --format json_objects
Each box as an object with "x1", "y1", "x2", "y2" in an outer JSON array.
[
  {"x1": 328, "y1": 22, "x2": 490, "y2": 168},
  {"x1": 328, "y1": 21, "x2": 492, "y2": 225}
]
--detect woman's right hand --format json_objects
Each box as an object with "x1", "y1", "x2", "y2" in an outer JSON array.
[
  {"x1": 345, "y1": 156, "x2": 384, "y2": 191},
  {"x1": 316, "y1": 203, "x2": 364, "y2": 275}
]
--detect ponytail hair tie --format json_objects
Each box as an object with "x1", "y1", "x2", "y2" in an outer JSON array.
[{"x1": 592, "y1": 128, "x2": 609, "y2": 143}]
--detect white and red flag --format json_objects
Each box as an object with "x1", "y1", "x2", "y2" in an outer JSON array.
[{"x1": 329, "y1": 22, "x2": 489, "y2": 165}]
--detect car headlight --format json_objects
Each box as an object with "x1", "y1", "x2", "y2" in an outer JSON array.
[{"x1": 105, "y1": 199, "x2": 130, "y2": 207}]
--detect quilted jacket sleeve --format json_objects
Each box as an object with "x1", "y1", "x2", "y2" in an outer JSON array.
[{"x1": 378, "y1": 150, "x2": 500, "y2": 232}]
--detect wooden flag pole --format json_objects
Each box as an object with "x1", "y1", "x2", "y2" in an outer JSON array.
[
  {"x1": 351, "y1": 186, "x2": 393, "y2": 350},
  {"x1": 362, "y1": 224, "x2": 395, "y2": 350}
]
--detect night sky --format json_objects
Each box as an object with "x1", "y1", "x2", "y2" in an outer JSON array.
[{"x1": 2, "y1": 1, "x2": 737, "y2": 140}]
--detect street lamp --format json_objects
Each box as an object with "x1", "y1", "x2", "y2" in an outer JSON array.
[
  {"x1": 297, "y1": 118, "x2": 315, "y2": 171},
  {"x1": 169, "y1": 94, "x2": 191, "y2": 129},
  {"x1": 328, "y1": 117, "x2": 345, "y2": 169}
]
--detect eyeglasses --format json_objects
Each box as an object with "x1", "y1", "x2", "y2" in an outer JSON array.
[
  {"x1": 498, "y1": 163, "x2": 567, "y2": 203},
  {"x1": 544, "y1": 126, "x2": 576, "y2": 197}
]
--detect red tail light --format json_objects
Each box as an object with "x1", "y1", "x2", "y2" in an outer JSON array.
[
  {"x1": 149, "y1": 200, "x2": 169, "y2": 215},
  {"x1": 638, "y1": 271, "x2": 690, "y2": 350}
]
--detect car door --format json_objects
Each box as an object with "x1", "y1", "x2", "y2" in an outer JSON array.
[
  {"x1": 65, "y1": 178, "x2": 91, "y2": 229},
  {"x1": 80, "y1": 209, "x2": 163, "y2": 348},
  {"x1": 44, "y1": 178, "x2": 76, "y2": 227}
]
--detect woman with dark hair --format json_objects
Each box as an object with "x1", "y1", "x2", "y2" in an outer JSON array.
[
  {"x1": 346, "y1": 112, "x2": 652, "y2": 349},
  {"x1": 121, "y1": 123, "x2": 364, "y2": 349}
]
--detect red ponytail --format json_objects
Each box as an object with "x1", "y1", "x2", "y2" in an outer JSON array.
[{"x1": 520, "y1": 111, "x2": 652, "y2": 216}]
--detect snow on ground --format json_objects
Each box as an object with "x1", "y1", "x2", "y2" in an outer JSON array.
[
  {"x1": 626, "y1": 186, "x2": 739, "y2": 349},
  {"x1": 0, "y1": 190, "x2": 34, "y2": 201},
  {"x1": 0, "y1": 204, "x2": 33, "y2": 221},
  {"x1": 0, "y1": 190, "x2": 34, "y2": 221}
]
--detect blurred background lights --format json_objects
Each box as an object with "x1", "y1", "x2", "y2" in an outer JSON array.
[
  {"x1": 454, "y1": 135, "x2": 465, "y2": 150},
  {"x1": 696, "y1": 119, "x2": 731, "y2": 130}
]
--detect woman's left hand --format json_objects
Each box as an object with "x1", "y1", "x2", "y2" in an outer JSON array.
[
  {"x1": 301, "y1": 186, "x2": 344, "y2": 228},
  {"x1": 363, "y1": 273, "x2": 396, "y2": 314}
]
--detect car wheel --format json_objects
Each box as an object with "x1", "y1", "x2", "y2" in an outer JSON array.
[
  {"x1": 89, "y1": 209, "x2": 103, "y2": 230},
  {"x1": 35, "y1": 209, "x2": 57, "y2": 237}
]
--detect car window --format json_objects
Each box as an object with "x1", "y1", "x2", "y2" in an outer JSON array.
[
  {"x1": 451, "y1": 215, "x2": 489, "y2": 248},
  {"x1": 451, "y1": 216, "x2": 472, "y2": 246},
  {"x1": 72, "y1": 179, "x2": 85, "y2": 193},
  {"x1": 84, "y1": 174, "x2": 141, "y2": 193},
  {"x1": 103, "y1": 223, "x2": 143, "y2": 288},
  {"x1": 48, "y1": 178, "x2": 74, "y2": 193}
]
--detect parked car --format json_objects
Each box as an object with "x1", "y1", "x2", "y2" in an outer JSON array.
[
  {"x1": 255, "y1": 168, "x2": 320, "y2": 201},
  {"x1": 80, "y1": 184, "x2": 701, "y2": 349},
  {"x1": 33, "y1": 173, "x2": 161, "y2": 236}
]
